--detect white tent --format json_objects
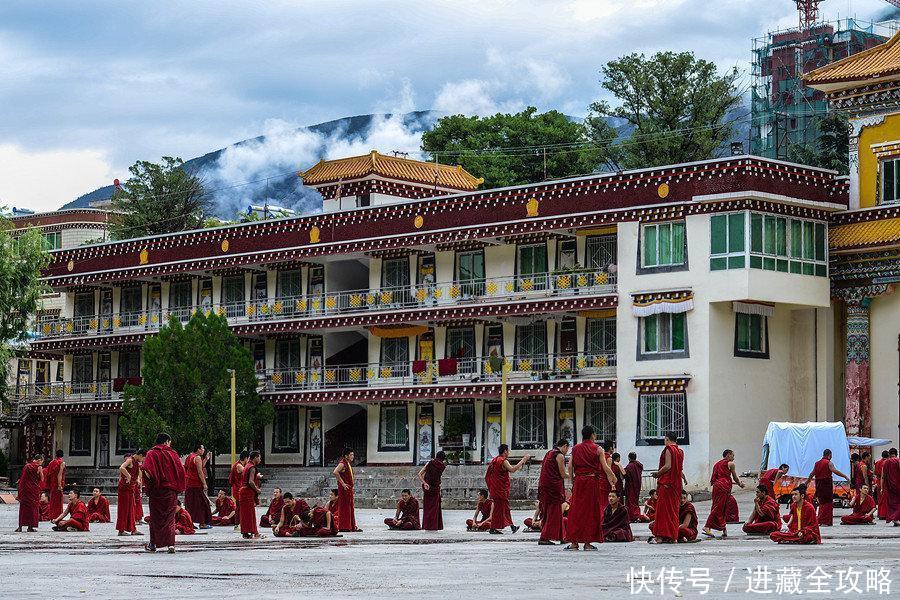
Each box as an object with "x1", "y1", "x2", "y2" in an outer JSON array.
[{"x1": 761, "y1": 422, "x2": 850, "y2": 480}]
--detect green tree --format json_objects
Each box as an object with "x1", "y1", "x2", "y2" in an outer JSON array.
[
  {"x1": 585, "y1": 51, "x2": 741, "y2": 169},
  {"x1": 110, "y1": 156, "x2": 210, "y2": 240},
  {"x1": 787, "y1": 112, "x2": 850, "y2": 175},
  {"x1": 421, "y1": 107, "x2": 617, "y2": 187},
  {"x1": 119, "y1": 312, "x2": 272, "y2": 457}
]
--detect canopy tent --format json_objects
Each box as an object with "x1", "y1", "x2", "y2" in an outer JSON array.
[
  {"x1": 761, "y1": 422, "x2": 850, "y2": 481},
  {"x1": 847, "y1": 436, "x2": 892, "y2": 447}
]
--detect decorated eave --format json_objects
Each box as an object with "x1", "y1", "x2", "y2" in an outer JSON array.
[
  {"x1": 8, "y1": 208, "x2": 112, "y2": 231},
  {"x1": 26, "y1": 400, "x2": 122, "y2": 416},
  {"x1": 804, "y1": 31, "x2": 900, "y2": 93},
  {"x1": 631, "y1": 376, "x2": 691, "y2": 393},
  {"x1": 829, "y1": 205, "x2": 900, "y2": 253},
  {"x1": 43, "y1": 156, "x2": 846, "y2": 289}
]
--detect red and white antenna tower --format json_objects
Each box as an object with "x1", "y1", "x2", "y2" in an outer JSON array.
[{"x1": 795, "y1": 0, "x2": 825, "y2": 31}]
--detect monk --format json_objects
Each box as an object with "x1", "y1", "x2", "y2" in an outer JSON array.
[
  {"x1": 759, "y1": 464, "x2": 789, "y2": 499},
  {"x1": 702, "y1": 449, "x2": 744, "y2": 538},
  {"x1": 849, "y1": 453, "x2": 867, "y2": 495},
  {"x1": 485, "y1": 444, "x2": 530, "y2": 534},
  {"x1": 133, "y1": 477, "x2": 144, "y2": 529},
  {"x1": 39, "y1": 491, "x2": 51, "y2": 522},
  {"x1": 116, "y1": 450, "x2": 144, "y2": 536},
  {"x1": 523, "y1": 502, "x2": 542, "y2": 531},
  {"x1": 649, "y1": 431, "x2": 684, "y2": 544},
  {"x1": 805, "y1": 449, "x2": 848, "y2": 526},
  {"x1": 566, "y1": 425, "x2": 615, "y2": 550},
  {"x1": 239, "y1": 450, "x2": 264, "y2": 539},
  {"x1": 418, "y1": 451, "x2": 446, "y2": 531},
  {"x1": 725, "y1": 493, "x2": 740, "y2": 523},
  {"x1": 841, "y1": 484, "x2": 876, "y2": 525},
  {"x1": 611, "y1": 453, "x2": 626, "y2": 499},
  {"x1": 602, "y1": 491, "x2": 633, "y2": 542},
  {"x1": 51, "y1": 490, "x2": 89, "y2": 532},
  {"x1": 174, "y1": 501, "x2": 196, "y2": 535},
  {"x1": 385, "y1": 489, "x2": 420, "y2": 530},
  {"x1": 333, "y1": 448, "x2": 361, "y2": 532},
  {"x1": 44, "y1": 449, "x2": 66, "y2": 521},
  {"x1": 259, "y1": 488, "x2": 285, "y2": 528},
  {"x1": 624, "y1": 452, "x2": 644, "y2": 522},
  {"x1": 141, "y1": 433, "x2": 186, "y2": 553},
  {"x1": 743, "y1": 485, "x2": 781, "y2": 535},
  {"x1": 537, "y1": 439, "x2": 569, "y2": 545},
  {"x1": 770, "y1": 485, "x2": 821, "y2": 544},
  {"x1": 182, "y1": 443, "x2": 212, "y2": 529},
  {"x1": 272, "y1": 493, "x2": 301, "y2": 537},
  {"x1": 87, "y1": 487, "x2": 111, "y2": 523},
  {"x1": 874, "y1": 451, "x2": 888, "y2": 519},
  {"x1": 678, "y1": 491, "x2": 698, "y2": 542},
  {"x1": 467, "y1": 488, "x2": 493, "y2": 531},
  {"x1": 640, "y1": 489, "x2": 658, "y2": 523},
  {"x1": 229, "y1": 451, "x2": 249, "y2": 528},
  {"x1": 880, "y1": 448, "x2": 900, "y2": 525},
  {"x1": 15, "y1": 453, "x2": 43, "y2": 532},
  {"x1": 307, "y1": 501, "x2": 338, "y2": 537},
  {"x1": 212, "y1": 490, "x2": 237, "y2": 526},
  {"x1": 327, "y1": 488, "x2": 340, "y2": 530}
]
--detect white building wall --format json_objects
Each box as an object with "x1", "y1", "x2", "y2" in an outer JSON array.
[{"x1": 870, "y1": 292, "x2": 900, "y2": 444}]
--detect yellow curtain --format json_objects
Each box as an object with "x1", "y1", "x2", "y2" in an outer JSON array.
[{"x1": 368, "y1": 325, "x2": 430, "y2": 338}]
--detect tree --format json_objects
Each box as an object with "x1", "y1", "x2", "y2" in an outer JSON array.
[
  {"x1": 585, "y1": 51, "x2": 742, "y2": 170},
  {"x1": 787, "y1": 112, "x2": 850, "y2": 175},
  {"x1": 119, "y1": 312, "x2": 273, "y2": 458},
  {"x1": 110, "y1": 157, "x2": 210, "y2": 240},
  {"x1": 421, "y1": 107, "x2": 618, "y2": 187}
]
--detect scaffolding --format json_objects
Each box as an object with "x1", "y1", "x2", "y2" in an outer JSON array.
[{"x1": 751, "y1": 18, "x2": 899, "y2": 160}]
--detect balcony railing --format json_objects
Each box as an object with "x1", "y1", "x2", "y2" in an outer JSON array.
[
  {"x1": 31, "y1": 269, "x2": 617, "y2": 340},
  {"x1": 8, "y1": 380, "x2": 121, "y2": 405}
]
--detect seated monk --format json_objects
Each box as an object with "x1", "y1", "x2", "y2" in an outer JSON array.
[
  {"x1": 260, "y1": 487, "x2": 284, "y2": 528},
  {"x1": 603, "y1": 491, "x2": 634, "y2": 542},
  {"x1": 841, "y1": 485, "x2": 876, "y2": 525},
  {"x1": 385, "y1": 489, "x2": 420, "y2": 530},
  {"x1": 39, "y1": 491, "x2": 51, "y2": 522},
  {"x1": 273, "y1": 493, "x2": 302, "y2": 537},
  {"x1": 327, "y1": 489, "x2": 340, "y2": 531},
  {"x1": 523, "y1": 502, "x2": 542, "y2": 532},
  {"x1": 175, "y1": 501, "x2": 196, "y2": 535},
  {"x1": 640, "y1": 489, "x2": 658, "y2": 523},
  {"x1": 51, "y1": 490, "x2": 90, "y2": 532},
  {"x1": 211, "y1": 490, "x2": 237, "y2": 526},
  {"x1": 770, "y1": 485, "x2": 821, "y2": 545},
  {"x1": 725, "y1": 492, "x2": 740, "y2": 523},
  {"x1": 678, "y1": 491, "x2": 698, "y2": 542},
  {"x1": 743, "y1": 485, "x2": 780, "y2": 535},
  {"x1": 308, "y1": 502, "x2": 338, "y2": 537},
  {"x1": 467, "y1": 489, "x2": 493, "y2": 531},
  {"x1": 87, "y1": 487, "x2": 111, "y2": 523}
]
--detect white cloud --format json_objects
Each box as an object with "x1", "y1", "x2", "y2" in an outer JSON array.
[{"x1": 433, "y1": 79, "x2": 524, "y2": 116}]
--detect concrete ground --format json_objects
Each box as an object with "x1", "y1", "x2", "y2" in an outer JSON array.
[{"x1": 1, "y1": 489, "x2": 897, "y2": 599}]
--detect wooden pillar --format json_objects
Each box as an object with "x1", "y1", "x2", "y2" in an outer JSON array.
[{"x1": 844, "y1": 300, "x2": 871, "y2": 437}]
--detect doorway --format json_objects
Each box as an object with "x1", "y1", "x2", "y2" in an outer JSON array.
[{"x1": 96, "y1": 416, "x2": 110, "y2": 468}]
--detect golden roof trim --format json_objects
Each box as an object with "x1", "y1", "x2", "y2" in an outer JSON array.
[
  {"x1": 805, "y1": 31, "x2": 900, "y2": 86},
  {"x1": 298, "y1": 150, "x2": 483, "y2": 190}
]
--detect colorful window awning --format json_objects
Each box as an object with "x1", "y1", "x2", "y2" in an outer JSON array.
[
  {"x1": 632, "y1": 377, "x2": 691, "y2": 393},
  {"x1": 732, "y1": 301, "x2": 774, "y2": 317},
  {"x1": 632, "y1": 290, "x2": 693, "y2": 317}
]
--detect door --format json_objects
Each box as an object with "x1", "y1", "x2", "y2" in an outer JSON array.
[
  {"x1": 415, "y1": 404, "x2": 434, "y2": 465},
  {"x1": 381, "y1": 258, "x2": 410, "y2": 305},
  {"x1": 96, "y1": 416, "x2": 110, "y2": 468},
  {"x1": 73, "y1": 292, "x2": 95, "y2": 333},
  {"x1": 483, "y1": 402, "x2": 501, "y2": 463},
  {"x1": 456, "y1": 250, "x2": 485, "y2": 296},
  {"x1": 517, "y1": 244, "x2": 548, "y2": 290},
  {"x1": 99, "y1": 290, "x2": 113, "y2": 333},
  {"x1": 306, "y1": 407, "x2": 323, "y2": 466}
]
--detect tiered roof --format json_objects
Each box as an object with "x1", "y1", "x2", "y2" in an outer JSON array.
[{"x1": 299, "y1": 150, "x2": 483, "y2": 190}]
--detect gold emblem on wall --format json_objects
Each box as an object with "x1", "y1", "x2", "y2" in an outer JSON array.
[
  {"x1": 413, "y1": 215, "x2": 424, "y2": 229},
  {"x1": 139, "y1": 248, "x2": 149, "y2": 265},
  {"x1": 67, "y1": 260, "x2": 74, "y2": 272},
  {"x1": 310, "y1": 226, "x2": 321, "y2": 243},
  {"x1": 526, "y1": 197, "x2": 539, "y2": 217},
  {"x1": 658, "y1": 183, "x2": 670, "y2": 199},
  {"x1": 221, "y1": 239, "x2": 230, "y2": 253}
]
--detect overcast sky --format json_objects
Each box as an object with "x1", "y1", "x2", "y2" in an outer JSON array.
[{"x1": 0, "y1": 0, "x2": 892, "y2": 212}]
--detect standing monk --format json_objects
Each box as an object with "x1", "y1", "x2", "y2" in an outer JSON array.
[
  {"x1": 239, "y1": 450, "x2": 264, "y2": 539},
  {"x1": 874, "y1": 450, "x2": 889, "y2": 519},
  {"x1": 485, "y1": 444, "x2": 530, "y2": 535},
  {"x1": 537, "y1": 439, "x2": 569, "y2": 545},
  {"x1": 743, "y1": 485, "x2": 781, "y2": 535},
  {"x1": 841, "y1": 484, "x2": 876, "y2": 524},
  {"x1": 770, "y1": 485, "x2": 821, "y2": 544},
  {"x1": 566, "y1": 425, "x2": 615, "y2": 550},
  {"x1": 611, "y1": 453, "x2": 626, "y2": 499},
  {"x1": 759, "y1": 464, "x2": 789, "y2": 500},
  {"x1": 116, "y1": 450, "x2": 144, "y2": 536},
  {"x1": 183, "y1": 443, "x2": 212, "y2": 529},
  {"x1": 624, "y1": 452, "x2": 644, "y2": 522},
  {"x1": 333, "y1": 448, "x2": 361, "y2": 532},
  {"x1": 87, "y1": 487, "x2": 111, "y2": 523},
  {"x1": 880, "y1": 448, "x2": 900, "y2": 526},
  {"x1": 678, "y1": 490, "x2": 698, "y2": 542},
  {"x1": 805, "y1": 449, "x2": 848, "y2": 526},
  {"x1": 649, "y1": 431, "x2": 684, "y2": 544},
  {"x1": 15, "y1": 454, "x2": 43, "y2": 532},
  {"x1": 418, "y1": 451, "x2": 446, "y2": 531},
  {"x1": 141, "y1": 433, "x2": 186, "y2": 553},
  {"x1": 229, "y1": 450, "x2": 249, "y2": 529},
  {"x1": 703, "y1": 449, "x2": 744, "y2": 539},
  {"x1": 44, "y1": 449, "x2": 66, "y2": 521}
]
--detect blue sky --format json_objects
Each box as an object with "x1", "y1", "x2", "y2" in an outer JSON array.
[{"x1": 0, "y1": 0, "x2": 892, "y2": 212}]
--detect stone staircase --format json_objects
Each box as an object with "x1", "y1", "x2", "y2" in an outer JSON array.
[{"x1": 65, "y1": 467, "x2": 120, "y2": 497}]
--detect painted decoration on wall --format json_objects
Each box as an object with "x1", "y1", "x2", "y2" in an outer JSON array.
[
  {"x1": 526, "y1": 197, "x2": 539, "y2": 217},
  {"x1": 139, "y1": 248, "x2": 149, "y2": 265},
  {"x1": 221, "y1": 239, "x2": 230, "y2": 253},
  {"x1": 845, "y1": 302, "x2": 871, "y2": 437},
  {"x1": 310, "y1": 226, "x2": 321, "y2": 243},
  {"x1": 413, "y1": 215, "x2": 424, "y2": 229},
  {"x1": 484, "y1": 410, "x2": 501, "y2": 461},
  {"x1": 658, "y1": 183, "x2": 670, "y2": 198}
]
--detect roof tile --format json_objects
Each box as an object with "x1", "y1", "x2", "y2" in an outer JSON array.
[{"x1": 299, "y1": 151, "x2": 483, "y2": 190}]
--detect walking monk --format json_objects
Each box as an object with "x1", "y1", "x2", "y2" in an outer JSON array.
[
  {"x1": 624, "y1": 452, "x2": 644, "y2": 522},
  {"x1": 743, "y1": 485, "x2": 780, "y2": 535},
  {"x1": 805, "y1": 449, "x2": 848, "y2": 526},
  {"x1": 759, "y1": 464, "x2": 789, "y2": 499},
  {"x1": 841, "y1": 484, "x2": 876, "y2": 525},
  {"x1": 418, "y1": 451, "x2": 446, "y2": 531},
  {"x1": 239, "y1": 451, "x2": 264, "y2": 539},
  {"x1": 141, "y1": 433, "x2": 186, "y2": 553},
  {"x1": 384, "y1": 489, "x2": 420, "y2": 530},
  {"x1": 874, "y1": 450, "x2": 889, "y2": 519},
  {"x1": 770, "y1": 485, "x2": 821, "y2": 544},
  {"x1": 703, "y1": 449, "x2": 744, "y2": 539},
  {"x1": 485, "y1": 444, "x2": 531, "y2": 535},
  {"x1": 259, "y1": 488, "x2": 284, "y2": 528},
  {"x1": 650, "y1": 431, "x2": 684, "y2": 544},
  {"x1": 678, "y1": 490, "x2": 698, "y2": 542},
  {"x1": 15, "y1": 454, "x2": 43, "y2": 532},
  {"x1": 44, "y1": 449, "x2": 66, "y2": 521},
  {"x1": 87, "y1": 487, "x2": 111, "y2": 523},
  {"x1": 183, "y1": 443, "x2": 212, "y2": 529},
  {"x1": 333, "y1": 448, "x2": 361, "y2": 532},
  {"x1": 566, "y1": 425, "x2": 615, "y2": 550},
  {"x1": 229, "y1": 451, "x2": 249, "y2": 528},
  {"x1": 212, "y1": 490, "x2": 237, "y2": 526},
  {"x1": 880, "y1": 448, "x2": 900, "y2": 526},
  {"x1": 51, "y1": 490, "x2": 89, "y2": 532},
  {"x1": 116, "y1": 450, "x2": 144, "y2": 536},
  {"x1": 537, "y1": 439, "x2": 569, "y2": 545},
  {"x1": 466, "y1": 488, "x2": 493, "y2": 531},
  {"x1": 602, "y1": 491, "x2": 633, "y2": 542}
]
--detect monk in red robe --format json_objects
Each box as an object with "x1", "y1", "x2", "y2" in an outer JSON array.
[
  {"x1": 327, "y1": 489, "x2": 340, "y2": 530},
  {"x1": 467, "y1": 488, "x2": 493, "y2": 531},
  {"x1": 305, "y1": 500, "x2": 338, "y2": 537},
  {"x1": 16, "y1": 454, "x2": 43, "y2": 532},
  {"x1": 874, "y1": 450, "x2": 888, "y2": 519},
  {"x1": 174, "y1": 501, "x2": 196, "y2": 535},
  {"x1": 485, "y1": 444, "x2": 531, "y2": 534},
  {"x1": 272, "y1": 493, "x2": 300, "y2": 537},
  {"x1": 239, "y1": 450, "x2": 264, "y2": 539},
  {"x1": 141, "y1": 433, "x2": 186, "y2": 553},
  {"x1": 805, "y1": 448, "x2": 847, "y2": 526},
  {"x1": 743, "y1": 485, "x2": 781, "y2": 535},
  {"x1": 133, "y1": 479, "x2": 144, "y2": 528},
  {"x1": 703, "y1": 449, "x2": 744, "y2": 538},
  {"x1": 849, "y1": 453, "x2": 868, "y2": 495},
  {"x1": 537, "y1": 439, "x2": 569, "y2": 545},
  {"x1": 725, "y1": 493, "x2": 740, "y2": 523},
  {"x1": 611, "y1": 453, "x2": 626, "y2": 499},
  {"x1": 52, "y1": 490, "x2": 89, "y2": 532},
  {"x1": 44, "y1": 449, "x2": 66, "y2": 521},
  {"x1": 116, "y1": 450, "x2": 144, "y2": 536},
  {"x1": 841, "y1": 484, "x2": 876, "y2": 525},
  {"x1": 259, "y1": 487, "x2": 284, "y2": 528},
  {"x1": 770, "y1": 485, "x2": 821, "y2": 544},
  {"x1": 419, "y1": 451, "x2": 446, "y2": 531},
  {"x1": 566, "y1": 425, "x2": 615, "y2": 550},
  {"x1": 649, "y1": 431, "x2": 684, "y2": 544},
  {"x1": 229, "y1": 451, "x2": 249, "y2": 528},
  {"x1": 624, "y1": 452, "x2": 644, "y2": 522},
  {"x1": 333, "y1": 448, "x2": 361, "y2": 532},
  {"x1": 602, "y1": 491, "x2": 633, "y2": 542},
  {"x1": 87, "y1": 487, "x2": 111, "y2": 523},
  {"x1": 212, "y1": 490, "x2": 237, "y2": 525},
  {"x1": 183, "y1": 443, "x2": 212, "y2": 529},
  {"x1": 640, "y1": 489, "x2": 657, "y2": 523},
  {"x1": 678, "y1": 491, "x2": 698, "y2": 542},
  {"x1": 385, "y1": 489, "x2": 420, "y2": 530},
  {"x1": 880, "y1": 449, "x2": 900, "y2": 525},
  {"x1": 759, "y1": 464, "x2": 788, "y2": 499},
  {"x1": 39, "y1": 491, "x2": 51, "y2": 522}
]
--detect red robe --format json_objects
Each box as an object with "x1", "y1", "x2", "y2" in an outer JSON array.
[
  {"x1": 874, "y1": 458, "x2": 887, "y2": 519},
  {"x1": 17, "y1": 462, "x2": 42, "y2": 528},
  {"x1": 770, "y1": 499, "x2": 821, "y2": 544},
  {"x1": 39, "y1": 500, "x2": 50, "y2": 522},
  {"x1": 336, "y1": 458, "x2": 358, "y2": 532},
  {"x1": 743, "y1": 496, "x2": 781, "y2": 534},
  {"x1": 812, "y1": 457, "x2": 834, "y2": 526},
  {"x1": 467, "y1": 498, "x2": 493, "y2": 530},
  {"x1": 116, "y1": 459, "x2": 139, "y2": 533},
  {"x1": 651, "y1": 444, "x2": 683, "y2": 542},
  {"x1": 260, "y1": 496, "x2": 284, "y2": 528},
  {"x1": 624, "y1": 460, "x2": 644, "y2": 521},
  {"x1": 56, "y1": 500, "x2": 89, "y2": 531},
  {"x1": 142, "y1": 443, "x2": 187, "y2": 548},
  {"x1": 212, "y1": 496, "x2": 237, "y2": 525},
  {"x1": 705, "y1": 458, "x2": 733, "y2": 530},
  {"x1": 175, "y1": 508, "x2": 195, "y2": 534},
  {"x1": 87, "y1": 495, "x2": 111, "y2": 523},
  {"x1": 311, "y1": 505, "x2": 338, "y2": 536},
  {"x1": 385, "y1": 497, "x2": 420, "y2": 530},
  {"x1": 841, "y1": 493, "x2": 876, "y2": 525},
  {"x1": 272, "y1": 503, "x2": 300, "y2": 537},
  {"x1": 421, "y1": 458, "x2": 445, "y2": 531},
  {"x1": 44, "y1": 458, "x2": 65, "y2": 520},
  {"x1": 678, "y1": 501, "x2": 698, "y2": 542},
  {"x1": 183, "y1": 452, "x2": 211, "y2": 526},
  {"x1": 134, "y1": 486, "x2": 144, "y2": 523},
  {"x1": 640, "y1": 497, "x2": 656, "y2": 522},
  {"x1": 485, "y1": 456, "x2": 513, "y2": 530},
  {"x1": 882, "y1": 457, "x2": 900, "y2": 522},
  {"x1": 537, "y1": 448, "x2": 566, "y2": 542},
  {"x1": 725, "y1": 493, "x2": 740, "y2": 523},
  {"x1": 229, "y1": 461, "x2": 244, "y2": 525},
  {"x1": 566, "y1": 440, "x2": 604, "y2": 543},
  {"x1": 239, "y1": 464, "x2": 261, "y2": 535},
  {"x1": 602, "y1": 504, "x2": 633, "y2": 542},
  {"x1": 759, "y1": 468, "x2": 779, "y2": 499}
]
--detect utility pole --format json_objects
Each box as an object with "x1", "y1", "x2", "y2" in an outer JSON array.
[{"x1": 228, "y1": 369, "x2": 236, "y2": 465}]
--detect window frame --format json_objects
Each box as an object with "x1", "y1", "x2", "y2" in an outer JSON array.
[
  {"x1": 585, "y1": 234, "x2": 617, "y2": 270},
  {"x1": 512, "y1": 398, "x2": 547, "y2": 450},
  {"x1": 585, "y1": 397, "x2": 616, "y2": 445},
  {"x1": 445, "y1": 401, "x2": 476, "y2": 442},
  {"x1": 636, "y1": 392, "x2": 689, "y2": 446},
  {"x1": 734, "y1": 313, "x2": 770, "y2": 359},
  {"x1": 585, "y1": 317, "x2": 616, "y2": 356},
  {"x1": 69, "y1": 415, "x2": 93, "y2": 457},
  {"x1": 638, "y1": 313, "x2": 688, "y2": 359},
  {"x1": 882, "y1": 157, "x2": 898, "y2": 204},
  {"x1": 638, "y1": 220, "x2": 687, "y2": 273},
  {"x1": 709, "y1": 212, "x2": 747, "y2": 271},
  {"x1": 115, "y1": 417, "x2": 138, "y2": 456},
  {"x1": 271, "y1": 407, "x2": 301, "y2": 454},
  {"x1": 378, "y1": 403, "x2": 410, "y2": 452}
]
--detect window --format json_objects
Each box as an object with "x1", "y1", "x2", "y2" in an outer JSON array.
[
  {"x1": 381, "y1": 337, "x2": 409, "y2": 365},
  {"x1": 456, "y1": 251, "x2": 484, "y2": 296},
  {"x1": 882, "y1": 158, "x2": 898, "y2": 203},
  {"x1": 735, "y1": 313, "x2": 768, "y2": 358},
  {"x1": 556, "y1": 238, "x2": 576, "y2": 270},
  {"x1": 743, "y1": 213, "x2": 827, "y2": 277},
  {"x1": 272, "y1": 407, "x2": 300, "y2": 453},
  {"x1": 641, "y1": 221, "x2": 685, "y2": 268},
  {"x1": 275, "y1": 339, "x2": 301, "y2": 386},
  {"x1": 72, "y1": 354, "x2": 93, "y2": 385},
  {"x1": 586, "y1": 397, "x2": 616, "y2": 444},
  {"x1": 168, "y1": 280, "x2": 192, "y2": 319},
  {"x1": 518, "y1": 244, "x2": 547, "y2": 277},
  {"x1": 116, "y1": 418, "x2": 138, "y2": 455},
  {"x1": 638, "y1": 393, "x2": 687, "y2": 444},
  {"x1": 513, "y1": 399, "x2": 546, "y2": 449},
  {"x1": 445, "y1": 402, "x2": 476, "y2": 441},
  {"x1": 446, "y1": 327, "x2": 476, "y2": 373},
  {"x1": 709, "y1": 212, "x2": 746, "y2": 270},
  {"x1": 43, "y1": 231, "x2": 61, "y2": 251},
  {"x1": 197, "y1": 278, "x2": 213, "y2": 312},
  {"x1": 120, "y1": 286, "x2": 142, "y2": 326},
  {"x1": 73, "y1": 292, "x2": 94, "y2": 332},
  {"x1": 382, "y1": 257, "x2": 409, "y2": 289},
  {"x1": 515, "y1": 321, "x2": 547, "y2": 369},
  {"x1": 586, "y1": 317, "x2": 616, "y2": 356},
  {"x1": 379, "y1": 404, "x2": 409, "y2": 451},
  {"x1": 277, "y1": 270, "x2": 301, "y2": 298},
  {"x1": 118, "y1": 351, "x2": 140, "y2": 379},
  {"x1": 222, "y1": 275, "x2": 245, "y2": 317},
  {"x1": 641, "y1": 313, "x2": 686, "y2": 355},
  {"x1": 70, "y1": 416, "x2": 92, "y2": 456},
  {"x1": 586, "y1": 234, "x2": 616, "y2": 270}
]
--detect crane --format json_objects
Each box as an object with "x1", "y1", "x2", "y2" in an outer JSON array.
[{"x1": 795, "y1": 0, "x2": 825, "y2": 31}]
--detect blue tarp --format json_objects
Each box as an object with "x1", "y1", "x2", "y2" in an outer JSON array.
[
  {"x1": 847, "y1": 436, "x2": 892, "y2": 447},
  {"x1": 761, "y1": 422, "x2": 850, "y2": 481}
]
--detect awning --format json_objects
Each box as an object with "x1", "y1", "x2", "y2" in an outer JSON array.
[
  {"x1": 632, "y1": 290, "x2": 693, "y2": 317},
  {"x1": 368, "y1": 325, "x2": 430, "y2": 338},
  {"x1": 732, "y1": 301, "x2": 775, "y2": 317},
  {"x1": 847, "y1": 436, "x2": 892, "y2": 447}
]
